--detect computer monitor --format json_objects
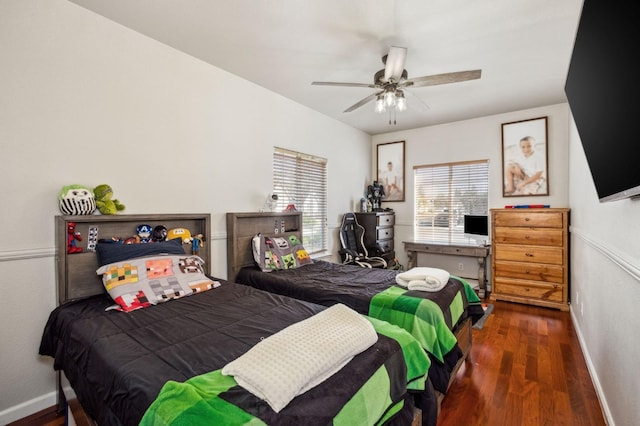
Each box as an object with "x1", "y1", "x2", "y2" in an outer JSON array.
[{"x1": 463, "y1": 214, "x2": 488, "y2": 246}]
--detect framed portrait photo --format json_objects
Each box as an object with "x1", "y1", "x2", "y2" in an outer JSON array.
[
  {"x1": 501, "y1": 116, "x2": 549, "y2": 197},
  {"x1": 377, "y1": 140, "x2": 405, "y2": 202}
]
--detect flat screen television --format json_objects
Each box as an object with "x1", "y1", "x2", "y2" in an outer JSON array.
[
  {"x1": 463, "y1": 215, "x2": 488, "y2": 246},
  {"x1": 564, "y1": 0, "x2": 640, "y2": 202}
]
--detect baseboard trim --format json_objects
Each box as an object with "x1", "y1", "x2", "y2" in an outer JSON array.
[
  {"x1": 0, "y1": 391, "x2": 57, "y2": 425},
  {"x1": 570, "y1": 307, "x2": 614, "y2": 426}
]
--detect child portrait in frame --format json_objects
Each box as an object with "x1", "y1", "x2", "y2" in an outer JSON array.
[
  {"x1": 377, "y1": 141, "x2": 405, "y2": 202},
  {"x1": 501, "y1": 117, "x2": 549, "y2": 197}
]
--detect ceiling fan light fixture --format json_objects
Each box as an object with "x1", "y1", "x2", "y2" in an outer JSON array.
[
  {"x1": 384, "y1": 90, "x2": 395, "y2": 107},
  {"x1": 374, "y1": 95, "x2": 386, "y2": 113},
  {"x1": 396, "y1": 91, "x2": 407, "y2": 111}
]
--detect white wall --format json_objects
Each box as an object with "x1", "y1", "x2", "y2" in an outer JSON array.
[
  {"x1": 0, "y1": 0, "x2": 371, "y2": 422},
  {"x1": 568, "y1": 114, "x2": 640, "y2": 426},
  {"x1": 371, "y1": 104, "x2": 570, "y2": 268}
]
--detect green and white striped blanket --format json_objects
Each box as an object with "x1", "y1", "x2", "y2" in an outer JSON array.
[
  {"x1": 140, "y1": 317, "x2": 430, "y2": 426},
  {"x1": 369, "y1": 276, "x2": 481, "y2": 364}
]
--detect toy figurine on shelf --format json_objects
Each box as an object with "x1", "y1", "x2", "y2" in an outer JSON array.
[
  {"x1": 152, "y1": 225, "x2": 167, "y2": 242},
  {"x1": 167, "y1": 228, "x2": 192, "y2": 244},
  {"x1": 191, "y1": 234, "x2": 204, "y2": 255},
  {"x1": 136, "y1": 224, "x2": 153, "y2": 243},
  {"x1": 366, "y1": 180, "x2": 386, "y2": 211},
  {"x1": 67, "y1": 222, "x2": 83, "y2": 254}
]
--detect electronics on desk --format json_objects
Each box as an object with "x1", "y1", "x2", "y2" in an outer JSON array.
[{"x1": 463, "y1": 214, "x2": 489, "y2": 246}]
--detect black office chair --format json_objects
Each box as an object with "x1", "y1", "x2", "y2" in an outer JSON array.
[{"x1": 339, "y1": 213, "x2": 387, "y2": 268}]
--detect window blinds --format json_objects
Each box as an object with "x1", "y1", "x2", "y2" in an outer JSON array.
[
  {"x1": 273, "y1": 147, "x2": 327, "y2": 254},
  {"x1": 414, "y1": 159, "x2": 489, "y2": 244}
]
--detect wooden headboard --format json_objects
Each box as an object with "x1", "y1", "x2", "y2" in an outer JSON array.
[
  {"x1": 226, "y1": 211, "x2": 303, "y2": 281},
  {"x1": 55, "y1": 213, "x2": 211, "y2": 304}
]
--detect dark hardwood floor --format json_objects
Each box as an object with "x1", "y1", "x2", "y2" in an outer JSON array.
[
  {"x1": 11, "y1": 300, "x2": 606, "y2": 426},
  {"x1": 438, "y1": 300, "x2": 606, "y2": 425},
  {"x1": 7, "y1": 406, "x2": 64, "y2": 426}
]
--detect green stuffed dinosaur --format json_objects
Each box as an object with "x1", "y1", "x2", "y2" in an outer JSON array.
[{"x1": 93, "y1": 184, "x2": 125, "y2": 215}]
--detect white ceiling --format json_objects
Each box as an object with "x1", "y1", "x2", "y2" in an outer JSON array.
[{"x1": 68, "y1": 0, "x2": 584, "y2": 135}]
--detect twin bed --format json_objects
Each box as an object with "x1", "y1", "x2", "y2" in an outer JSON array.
[
  {"x1": 40, "y1": 211, "x2": 482, "y2": 426},
  {"x1": 39, "y1": 214, "x2": 436, "y2": 426},
  {"x1": 227, "y1": 212, "x2": 484, "y2": 400}
]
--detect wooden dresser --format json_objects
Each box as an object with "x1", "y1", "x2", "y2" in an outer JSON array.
[
  {"x1": 490, "y1": 208, "x2": 570, "y2": 311},
  {"x1": 355, "y1": 211, "x2": 395, "y2": 262}
]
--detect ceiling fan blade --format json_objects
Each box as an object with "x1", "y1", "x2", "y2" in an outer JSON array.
[
  {"x1": 403, "y1": 89, "x2": 431, "y2": 111},
  {"x1": 384, "y1": 46, "x2": 407, "y2": 83},
  {"x1": 344, "y1": 91, "x2": 383, "y2": 113},
  {"x1": 403, "y1": 69, "x2": 482, "y2": 88},
  {"x1": 312, "y1": 81, "x2": 378, "y2": 88}
]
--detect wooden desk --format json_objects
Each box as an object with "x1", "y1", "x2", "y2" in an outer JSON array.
[{"x1": 403, "y1": 241, "x2": 491, "y2": 298}]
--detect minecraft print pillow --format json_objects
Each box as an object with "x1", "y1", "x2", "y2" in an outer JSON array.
[
  {"x1": 96, "y1": 254, "x2": 215, "y2": 312},
  {"x1": 252, "y1": 233, "x2": 313, "y2": 272}
]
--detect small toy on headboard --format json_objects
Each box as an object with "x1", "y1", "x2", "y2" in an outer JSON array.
[
  {"x1": 93, "y1": 184, "x2": 125, "y2": 215},
  {"x1": 152, "y1": 225, "x2": 168, "y2": 242},
  {"x1": 136, "y1": 224, "x2": 153, "y2": 243},
  {"x1": 167, "y1": 228, "x2": 192, "y2": 244},
  {"x1": 191, "y1": 234, "x2": 204, "y2": 255},
  {"x1": 58, "y1": 184, "x2": 96, "y2": 216},
  {"x1": 67, "y1": 222, "x2": 83, "y2": 253},
  {"x1": 86, "y1": 226, "x2": 99, "y2": 252}
]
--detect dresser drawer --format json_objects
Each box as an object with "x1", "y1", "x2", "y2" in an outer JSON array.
[
  {"x1": 376, "y1": 226, "x2": 394, "y2": 240},
  {"x1": 494, "y1": 278, "x2": 564, "y2": 302},
  {"x1": 377, "y1": 239, "x2": 394, "y2": 253},
  {"x1": 493, "y1": 244, "x2": 564, "y2": 264},
  {"x1": 494, "y1": 227, "x2": 564, "y2": 246},
  {"x1": 377, "y1": 214, "x2": 395, "y2": 226},
  {"x1": 493, "y1": 211, "x2": 564, "y2": 228},
  {"x1": 494, "y1": 260, "x2": 563, "y2": 283}
]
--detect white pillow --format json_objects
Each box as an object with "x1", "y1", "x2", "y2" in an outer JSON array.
[{"x1": 222, "y1": 303, "x2": 377, "y2": 412}]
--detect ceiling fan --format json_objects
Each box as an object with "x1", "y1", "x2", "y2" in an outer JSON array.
[{"x1": 312, "y1": 46, "x2": 481, "y2": 123}]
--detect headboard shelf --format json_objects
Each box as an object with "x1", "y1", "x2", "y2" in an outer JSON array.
[
  {"x1": 55, "y1": 213, "x2": 211, "y2": 304},
  {"x1": 226, "y1": 211, "x2": 303, "y2": 281}
]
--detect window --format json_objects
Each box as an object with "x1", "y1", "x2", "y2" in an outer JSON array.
[
  {"x1": 414, "y1": 160, "x2": 489, "y2": 244},
  {"x1": 273, "y1": 147, "x2": 327, "y2": 254}
]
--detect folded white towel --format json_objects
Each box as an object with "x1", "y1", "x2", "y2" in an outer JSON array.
[
  {"x1": 221, "y1": 303, "x2": 377, "y2": 413},
  {"x1": 395, "y1": 267, "x2": 451, "y2": 292}
]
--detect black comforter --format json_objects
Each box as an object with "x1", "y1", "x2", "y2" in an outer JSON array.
[
  {"x1": 236, "y1": 260, "x2": 485, "y2": 393},
  {"x1": 40, "y1": 280, "x2": 434, "y2": 425}
]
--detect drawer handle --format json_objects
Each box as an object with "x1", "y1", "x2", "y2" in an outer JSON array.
[
  {"x1": 525, "y1": 217, "x2": 530, "y2": 221},
  {"x1": 525, "y1": 252, "x2": 534, "y2": 257},
  {"x1": 525, "y1": 235, "x2": 530, "y2": 239}
]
